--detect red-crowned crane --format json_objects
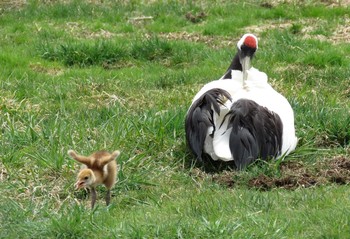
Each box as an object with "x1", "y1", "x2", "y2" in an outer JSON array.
[{"x1": 185, "y1": 34, "x2": 297, "y2": 170}]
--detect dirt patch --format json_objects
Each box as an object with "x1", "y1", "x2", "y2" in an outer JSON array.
[
  {"x1": 318, "y1": 156, "x2": 350, "y2": 185},
  {"x1": 185, "y1": 11, "x2": 207, "y2": 23},
  {"x1": 211, "y1": 156, "x2": 350, "y2": 190},
  {"x1": 212, "y1": 171, "x2": 236, "y2": 187},
  {"x1": 248, "y1": 172, "x2": 319, "y2": 190},
  {"x1": 246, "y1": 160, "x2": 319, "y2": 190}
]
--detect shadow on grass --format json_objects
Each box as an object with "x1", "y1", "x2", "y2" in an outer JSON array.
[{"x1": 183, "y1": 148, "x2": 239, "y2": 173}]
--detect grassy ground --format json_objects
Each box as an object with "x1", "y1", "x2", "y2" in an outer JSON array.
[{"x1": 1, "y1": 0, "x2": 350, "y2": 238}]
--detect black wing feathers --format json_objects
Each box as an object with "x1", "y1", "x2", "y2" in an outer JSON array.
[
  {"x1": 185, "y1": 88, "x2": 231, "y2": 162},
  {"x1": 226, "y1": 99, "x2": 283, "y2": 169}
]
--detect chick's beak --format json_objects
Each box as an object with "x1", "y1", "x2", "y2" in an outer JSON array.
[{"x1": 74, "y1": 181, "x2": 85, "y2": 190}]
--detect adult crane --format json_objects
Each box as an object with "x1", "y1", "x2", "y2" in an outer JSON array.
[{"x1": 185, "y1": 34, "x2": 297, "y2": 169}]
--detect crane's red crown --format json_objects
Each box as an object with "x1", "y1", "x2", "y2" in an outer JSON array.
[
  {"x1": 244, "y1": 35, "x2": 257, "y2": 49},
  {"x1": 237, "y1": 34, "x2": 258, "y2": 50}
]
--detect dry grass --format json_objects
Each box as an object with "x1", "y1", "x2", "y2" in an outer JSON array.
[
  {"x1": 0, "y1": 0, "x2": 26, "y2": 11},
  {"x1": 29, "y1": 63, "x2": 64, "y2": 76},
  {"x1": 331, "y1": 18, "x2": 350, "y2": 43},
  {"x1": 64, "y1": 22, "x2": 116, "y2": 39},
  {"x1": 262, "y1": 0, "x2": 350, "y2": 7},
  {"x1": 149, "y1": 32, "x2": 237, "y2": 49},
  {"x1": 0, "y1": 161, "x2": 8, "y2": 182},
  {"x1": 245, "y1": 18, "x2": 350, "y2": 44}
]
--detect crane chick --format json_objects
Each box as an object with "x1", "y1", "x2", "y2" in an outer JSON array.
[{"x1": 68, "y1": 149, "x2": 120, "y2": 208}]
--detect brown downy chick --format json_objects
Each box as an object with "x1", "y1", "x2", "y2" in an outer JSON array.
[{"x1": 68, "y1": 149, "x2": 120, "y2": 208}]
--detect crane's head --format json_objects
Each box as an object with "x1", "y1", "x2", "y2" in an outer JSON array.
[
  {"x1": 237, "y1": 34, "x2": 258, "y2": 82},
  {"x1": 75, "y1": 168, "x2": 96, "y2": 189}
]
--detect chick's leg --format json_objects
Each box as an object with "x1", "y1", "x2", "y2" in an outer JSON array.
[
  {"x1": 91, "y1": 188, "x2": 97, "y2": 208},
  {"x1": 105, "y1": 189, "x2": 111, "y2": 206}
]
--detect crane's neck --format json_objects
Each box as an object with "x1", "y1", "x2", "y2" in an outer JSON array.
[{"x1": 221, "y1": 53, "x2": 241, "y2": 79}]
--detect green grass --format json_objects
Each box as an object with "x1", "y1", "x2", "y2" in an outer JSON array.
[{"x1": 1, "y1": 0, "x2": 350, "y2": 238}]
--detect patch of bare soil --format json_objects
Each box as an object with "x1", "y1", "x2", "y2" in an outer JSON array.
[
  {"x1": 212, "y1": 170, "x2": 236, "y2": 187},
  {"x1": 211, "y1": 156, "x2": 350, "y2": 190},
  {"x1": 318, "y1": 156, "x2": 350, "y2": 184},
  {"x1": 248, "y1": 171, "x2": 319, "y2": 191}
]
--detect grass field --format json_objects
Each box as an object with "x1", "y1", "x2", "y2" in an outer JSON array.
[{"x1": 1, "y1": 0, "x2": 350, "y2": 238}]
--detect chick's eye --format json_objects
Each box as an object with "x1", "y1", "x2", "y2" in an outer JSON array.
[{"x1": 84, "y1": 176, "x2": 88, "y2": 180}]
